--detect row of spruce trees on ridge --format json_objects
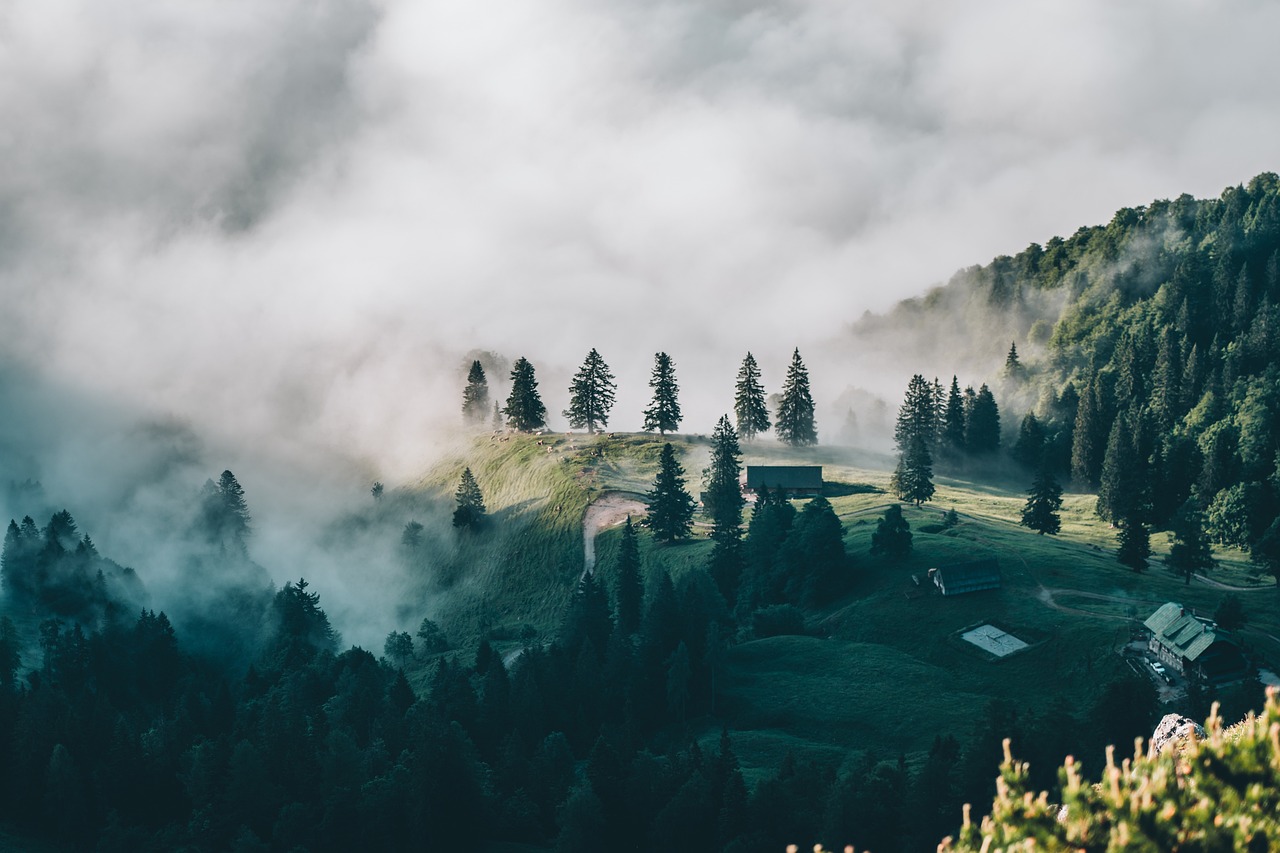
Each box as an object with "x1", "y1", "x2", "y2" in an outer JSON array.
[{"x1": 460, "y1": 348, "x2": 819, "y2": 445}]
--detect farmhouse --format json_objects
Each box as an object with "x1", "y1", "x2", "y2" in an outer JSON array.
[
  {"x1": 929, "y1": 559, "x2": 1002, "y2": 596},
  {"x1": 744, "y1": 466, "x2": 823, "y2": 497},
  {"x1": 1143, "y1": 602, "x2": 1248, "y2": 685}
]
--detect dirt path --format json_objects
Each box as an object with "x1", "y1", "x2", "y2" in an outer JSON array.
[{"x1": 581, "y1": 492, "x2": 647, "y2": 576}]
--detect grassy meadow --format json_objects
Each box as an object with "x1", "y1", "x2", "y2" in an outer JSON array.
[{"x1": 410, "y1": 433, "x2": 1279, "y2": 781}]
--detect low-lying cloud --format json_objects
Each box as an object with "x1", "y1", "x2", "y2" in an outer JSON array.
[{"x1": 3, "y1": 0, "x2": 1280, "y2": 640}]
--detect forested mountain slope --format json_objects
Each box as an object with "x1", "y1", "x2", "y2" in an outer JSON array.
[{"x1": 856, "y1": 174, "x2": 1280, "y2": 576}]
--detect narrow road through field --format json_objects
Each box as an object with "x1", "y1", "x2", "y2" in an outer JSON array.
[{"x1": 581, "y1": 492, "x2": 647, "y2": 576}]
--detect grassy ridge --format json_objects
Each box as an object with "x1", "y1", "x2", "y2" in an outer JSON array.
[{"x1": 412, "y1": 435, "x2": 1279, "y2": 782}]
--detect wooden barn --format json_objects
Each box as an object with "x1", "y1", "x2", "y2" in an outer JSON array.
[
  {"x1": 1144, "y1": 602, "x2": 1248, "y2": 685},
  {"x1": 744, "y1": 466, "x2": 823, "y2": 497},
  {"x1": 929, "y1": 559, "x2": 1002, "y2": 596}
]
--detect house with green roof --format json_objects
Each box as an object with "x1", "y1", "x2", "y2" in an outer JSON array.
[{"x1": 1143, "y1": 602, "x2": 1248, "y2": 686}]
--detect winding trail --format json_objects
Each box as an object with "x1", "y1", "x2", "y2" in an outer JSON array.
[
  {"x1": 503, "y1": 492, "x2": 647, "y2": 668},
  {"x1": 580, "y1": 492, "x2": 647, "y2": 577}
]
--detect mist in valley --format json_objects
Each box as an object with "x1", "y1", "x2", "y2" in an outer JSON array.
[{"x1": 4, "y1": 0, "x2": 1280, "y2": 649}]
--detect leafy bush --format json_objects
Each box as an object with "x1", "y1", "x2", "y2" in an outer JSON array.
[{"x1": 941, "y1": 689, "x2": 1280, "y2": 851}]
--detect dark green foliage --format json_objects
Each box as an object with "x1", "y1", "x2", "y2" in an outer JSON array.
[
  {"x1": 870, "y1": 504, "x2": 912, "y2": 559},
  {"x1": 1022, "y1": 465, "x2": 1065, "y2": 535},
  {"x1": 563, "y1": 348, "x2": 616, "y2": 432},
  {"x1": 777, "y1": 496, "x2": 851, "y2": 606},
  {"x1": 1011, "y1": 412, "x2": 1045, "y2": 469},
  {"x1": 642, "y1": 443, "x2": 695, "y2": 542},
  {"x1": 894, "y1": 374, "x2": 937, "y2": 453},
  {"x1": 1252, "y1": 516, "x2": 1280, "y2": 585},
  {"x1": 942, "y1": 376, "x2": 966, "y2": 455},
  {"x1": 1003, "y1": 341, "x2": 1022, "y2": 376},
  {"x1": 199, "y1": 471, "x2": 252, "y2": 556},
  {"x1": 734, "y1": 351, "x2": 771, "y2": 440},
  {"x1": 1070, "y1": 377, "x2": 1105, "y2": 486},
  {"x1": 384, "y1": 630, "x2": 413, "y2": 665},
  {"x1": 705, "y1": 415, "x2": 745, "y2": 604},
  {"x1": 642, "y1": 351, "x2": 682, "y2": 434},
  {"x1": 1214, "y1": 594, "x2": 1247, "y2": 630},
  {"x1": 892, "y1": 433, "x2": 935, "y2": 506},
  {"x1": 751, "y1": 604, "x2": 806, "y2": 638},
  {"x1": 503, "y1": 356, "x2": 547, "y2": 431},
  {"x1": 265, "y1": 578, "x2": 338, "y2": 668},
  {"x1": 965, "y1": 384, "x2": 1001, "y2": 454},
  {"x1": 462, "y1": 359, "x2": 490, "y2": 424},
  {"x1": 1095, "y1": 412, "x2": 1145, "y2": 524},
  {"x1": 611, "y1": 516, "x2": 643, "y2": 636},
  {"x1": 452, "y1": 467, "x2": 486, "y2": 529},
  {"x1": 370, "y1": 480, "x2": 384, "y2": 500},
  {"x1": 416, "y1": 617, "x2": 449, "y2": 652},
  {"x1": 1116, "y1": 515, "x2": 1151, "y2": 572},
  {"x1": 776, "y1": 348, "x2": 817, "y2": 446},
  {"x1": 1205, "y1": 480, "x2": 1268, "y2": 548},
  {"x1": 1166, "y1": 498, "x2": 1215, "y2": 584}
]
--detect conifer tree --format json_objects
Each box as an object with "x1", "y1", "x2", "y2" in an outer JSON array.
[
  {"x1": 1071, "y1": 376, "x2": 1103, "y2": 485},
  {"x1": 775, "y1": 349, "x2": 817, "y2": 446},
  {"x1": 642, "y1": 352, "x2": 681, "y2": 435},
  {"x1": 1117, "y1": 514, "x2": 1151, "y2": 573},
  {"x1": 894, "y1": 375, "x2": 936, "y2": 453},
  {"x1": 1020, "y1": 465, "x2": 1063, "y2": 535},
  {"x1": 612, "y1": 516, "x2": 643, "y2": 635},
  {"x1": 734, "y1": 352, "x2": 770, "y2": 441},
  {"x1": 1096, "y1": 413, "x2": 1144, "y2": 524},
  {"x1": 453, "y1": 467, "x2": 486, "y2": 529},
  {"x1": 965, "y1": 384, "x2": 1001, "y2": 454},
  {"x1": 1004, "y1": 342, "x2": 1022, "y2": 377},
  {"x1": 643, "y1": 444, "x2": 695, "y2": 542},
  {"x1": 892, "y1": 375, "x2": 937, "y2": 506},
  {"x1": 461, "y1": 360, "x2": 490, "y2": 424},
  {"x1": 942, "y1": 376, "x2": 966, "y2": 455},
  {"x1": 503, "y1": 357, "x2": 546, "y2": 431},
  {"x1": 705, "y1": 415, "x2": 745, "y2": 604},
  {"x1": 891, "y1": 433, "x2": 935, "y2": 507},
  {"x1": 1011, "y1": 412, "x2": 1045, "y2": 469},
  {"x1": 1166, "y1": 499, "x2": 1214, "y2": 584},
  {"x1": 564, "y1": 348, "x2": 616, "y2": 432},
  {"x1": 870, "y1": 504, "x2": 912, "y2": 560}
]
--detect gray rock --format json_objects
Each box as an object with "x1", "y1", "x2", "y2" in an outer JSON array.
[{"x1": 1150, "y1": 714, "x2": 1205, "y2": 754}]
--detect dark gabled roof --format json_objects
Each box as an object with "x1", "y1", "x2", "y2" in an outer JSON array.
[
  {"x1": 745, "y1": 466, "x2": 823, "y2": 490},
  {"x1": 934, "y1": 559, "x2": 1001, "y2": 584},
  {"x1": 1144, "y1": 602, "x2": 1224, "y2": 663}
]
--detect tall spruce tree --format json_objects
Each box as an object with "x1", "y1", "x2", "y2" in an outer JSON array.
[
  {"x1": 564, "y1": 348, "x2": 616, "y2": 432},
  {"x1": 1020, "y1": 465, "x2": 1064, "y2": 535},
  {"x1": 892, "y1": 433, "x2": 936, "y2": 507},
  {"x1": 1011, "y1": 412, "x2": 1046, "y2": 469},
  {"x1": 461, "y1": 360, "x2": 490, "y2": 425},
  {"x1": 643, "y1": 443, "x2": 695, "y2": 542},
  {"x1": 1117, "y1": 514, "x2": 1151, "y2": 573},
  {"x1": 642, "y1": 352, "x2": 682, "y2": 435},
  {"x1": 895, "y1": 375, "x2": 937, "y2": 452},
  {"x1": 892, "y1": 375, "x2": 937, "y2": 506},
  {"x1": 1004, "y1": 342, "x2": 1023, "y2": 378},
  {"x1": 453, "y1": 467, "x2": 486, "y2": 529},
  {"x1": 612, "y1": 516, "x2": 643, "y2": 635},
  {"x1": 705, "y1": 415, "x2": 745, "y2": 604},
  {"x1": 503, "y1": 357, "x2": 547, "y2": 431},
  {"x1": 1166, "y1": 499, "x2": 1214, "y2": 584},
  {"x1": 1071, "y1": 375, "x2": 1107, "y2": 485},
  {"x1": 734, "y1": 352, "x2": 771, "y2": 441},
  {"x1": 775, "y1": 349, "x2": 817, "y2": 446},
  {"x1": 942, "y1": 376, "x2": 967, "y2": 455},
  {"x1": 965, "y1": 384, "x2": 1001, "y2": 453},
  {"x1": 870, "y1": 504, "x2": 912, "y2": 560},
  {"x1": 1096, "y1": 413, "x2": 1143, "y2": 524}
]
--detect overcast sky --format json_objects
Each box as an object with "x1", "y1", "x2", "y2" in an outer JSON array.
[{"x1": 3, "y1": 0, "x2": 1280, "y2": 467}]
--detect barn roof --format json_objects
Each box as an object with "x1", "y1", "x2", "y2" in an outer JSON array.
[
  {"x1": 934, "y1": 558, "x2": 1001, "y2": 585},
  {"x1": 745, "y1": 466, "x2": 823, "y2": 490},
  {"x1": 1144, "y1": 602, "x2": 1221, "y2": 663}
]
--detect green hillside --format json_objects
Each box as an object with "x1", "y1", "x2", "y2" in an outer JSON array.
[{"x1": 408, "y1": 432, "x2": 1278, "y2": 790}]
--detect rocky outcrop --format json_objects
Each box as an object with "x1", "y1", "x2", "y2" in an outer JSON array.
[{"x1": 1148, "y1": 713, "x2": 1206, "y2": 755}]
